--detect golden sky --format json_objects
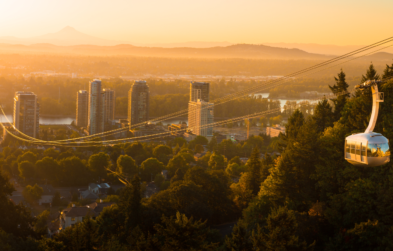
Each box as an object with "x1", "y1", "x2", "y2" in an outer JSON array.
[{"x1": 1, "y1": 0, "x2": 393, "y2": 45}]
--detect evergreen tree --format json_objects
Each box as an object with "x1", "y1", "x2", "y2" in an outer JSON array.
[
  {"x1": 246, "y1": 147, "x2": 262, "y2": 196},
  {"x1": 224, "y1": 224, "x2": 252, "y2": 251},
  {"x1": 152, "y1": 212, "x2": 219, "y2": 251},
  {"x1": 260, "y1": 153, "x2": 273, "y2": 182},
  {"x1": 284, "y1": 110, "x2": 305, "y2": 142},
  {"x1": 119, "y1": 175, "x2": 142, "y2": 241},
  {"x1": 81, "y1": 216, "x2": 97, "y2": 251},
  {"x1": 313, "y1": 99, "x2": 334, "y2": 133},
  {"x1": 382, "y1": 63, "x2": 393, "y2": 80},
  {"x1": 251, "y1": 206, "x2": 314, "y2": 251},
  {"x1": 260, "y1": 118, "x2": 319, "y2": 211},
  {"x1": 329, "y1": 69, "x2": 350, "y2": 121},
  {"x1": 361, "y1": 63, "x2": 380, "y2": 82}
]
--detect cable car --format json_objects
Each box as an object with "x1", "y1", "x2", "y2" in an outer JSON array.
[{"x1": 345, "y1": 80, "x2": 390, "y2": 167}]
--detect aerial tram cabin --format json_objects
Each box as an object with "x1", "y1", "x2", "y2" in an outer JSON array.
[{"x1": 344, "y1": 80, "x2": 390, "y2": 167}]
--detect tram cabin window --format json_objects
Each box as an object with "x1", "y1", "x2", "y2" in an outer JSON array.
[
  {"x1": 356, "y1": 144, "x2": 361, "y2": 155},
  {"x1": 350, "y1": 143, "x2": 356, "y2": 154},
  {"x1": 367, "y1": 143, "x2": 390, "y2": 157}
]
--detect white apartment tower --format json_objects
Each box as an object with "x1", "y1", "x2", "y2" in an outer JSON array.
[
  {"x1": 76, "y1": 90, "x2": 88, "y2": 128},
  {"x1": 13, "y1": 92, "x2": 40, "y2": 138},
  {"x1": 188, "y1": 100, "x2": 214, "y2": 137},
  {"x1": 188, "y1": 82, "x2": 213, "y2": 138},
  {"x1": 103, "y1": 88, "x2": 115, "y2": 131},
  {"x1": 87, "y1": 80, "x2": 105, "y2": 135}
]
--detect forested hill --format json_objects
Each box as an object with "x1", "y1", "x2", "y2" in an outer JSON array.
[{"x1": 0, "y1": 43, "x2": 328, "y2": 59}]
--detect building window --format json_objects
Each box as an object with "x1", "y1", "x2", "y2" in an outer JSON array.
[{"x1": 71, "y1": 217, "x2": 75, "y2": 221}]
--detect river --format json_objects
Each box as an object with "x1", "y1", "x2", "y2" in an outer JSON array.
[{"x1": 0, "y1": 115, "x2": 75, "y2": 125}]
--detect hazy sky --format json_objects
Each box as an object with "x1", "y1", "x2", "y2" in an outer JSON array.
[{"x1": 1, "y1": 0, "x2": 393, "y2": 45}]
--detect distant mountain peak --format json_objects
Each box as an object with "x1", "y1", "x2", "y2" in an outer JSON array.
[{"x1": 58, "y1": 26, "x2": 79, "y2": 33}]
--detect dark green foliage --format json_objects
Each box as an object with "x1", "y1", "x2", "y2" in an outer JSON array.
[
  {"x1": 59, "y1": 156, "x2": 91, "y2": 186},
  {"x1": 17, "y1": 151, "x2": 37, "y2": 164},
  {"x1": 208, "y1": 151, "x2": 226, "y2": 170},
  {"x1": 329, "y1": 69, "x2": 350, "y2": 121},
  {"x1": 224, "y1": 224, "x2": 253, "y2": 251},
  {"x1": 117, "y1": 155, "x2": 137, "y2": 180},
  {"x1": 245, "y1": 147, "x2": 262, "y2": 195},
  {"x1": 313, "y1": 99, "x2": 334, "y2": 133},
  {"x1": 153, "y1": 145, "x2": 172, "y2": 157},
  {"x1": 177, "y1": 152, "x2": 195, "y2": 164},
  {"x1": 119, "y1": 175, "x2": 142, "y2": 241},
  {"x1": 382, "y1": 63, "x2": 393, "y2": 80},
  {"x1": 35, "y1": 157, "x2": 59, "y2": 185},
  {"x1": 167, "y1": 155, "x2": 189, "y2": 177},
  {"x1": 18, "y1": 161, "x2": 35, "y2": 180},
  {"x1": 217, "y1": 139, "x2": 240, "y2": 159},
  {"x1": 88, "y1": 152, "x2": 110, "y2": 180},
  {"x1": 229, "y1": 156, "x2": 242, "y2": 166},
  {"x1": 22, "y1": 184, "x2": 43, "y2": 204},
  {"x1": 172, "y1": 143, "x2": 180, "y2": 155},
  {"x1": 242, "y1": 135, "x2": 264, "y2": 156},
  {"x1": 251, "y1": 207, "x2": 314, "y2": 251},
  {"x1": 326, "y1": 220, "x2": 393, "y2": 251},
  {"x1": 184, "y1": 167, "x2": 234, "y2": 223},
  {"x1": 34, "y1": 210, "x2": 50, "y2": 237},
  {"x1": 170, "y1": 168, "x2": 185, "y2": 183},
  {"x1": 0, "y1": 228, "x2": 64, "y2": 251},
  {"x1": 361, "y1": 63, "x2": 380, "y2": 82},
  {"x1": 260, "y1": 117, "x2": 319, "y2": 211},
  {"x1": 188, "y1": 135, "x2": 209, "y2": 150},
  {"x1": 151, "y1": 212, "x2": 220, "y2": 251},
  {"x1": 43, "y1": 148, "x2": 59, "y2": 159},
  {"x1": 194, "y1": 144, "x2": 204, "y2": 153},
  {"x1": 140, "y1": 157, "x2": 164, "y2": 182},
  {"x1": 125, "y1": 142, "x2": 149, "y2": 165},
  {"x1": 285, "y1": 109, "x2": 305, "y2": 142},
  {"x1": 54, "y1": 218, "x2": 99, "y2": 250},
  {"x1": 260, "y1": 153, "x2": 273, "y2": 182},
  {"x1": 0, "y1": 172, "x2": 36, "y2": 238}
]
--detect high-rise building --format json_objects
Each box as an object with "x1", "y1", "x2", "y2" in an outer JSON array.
[
  {"x1": 103, "y1": 89, "x2": 115, "y2": 130},
  {"x1": 188, "y1": 100, "x2": 214, "y2": 137},
  {"x1": 87, "y1": 80, "x2": 105, "y2": 135},
  {"x1": 190, "y1": 82, "x2": 209, "y2": 102},
  {"x1": 13, "y1": 91, "x2": 40, "y2": 138},
  {"x1": 188, "y1": 81, "x2": 213, "y2": 137},
  {"x1": 128, "y1": 80, "x2": 149, "y2": 130},
  {"x1": 76, "y1": 90, "x2": 88, "y2": 128}
]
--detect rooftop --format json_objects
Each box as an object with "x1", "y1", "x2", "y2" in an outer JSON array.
[
  {"x1": 191, "y1": 81, "x2": 209, "y2": 85},
  {"x1": 62, "y1": 201, "x2": 114, "y2": 218},
  {"x1": 62, "y1": 206, "x2": 97, "y2": 218}
]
